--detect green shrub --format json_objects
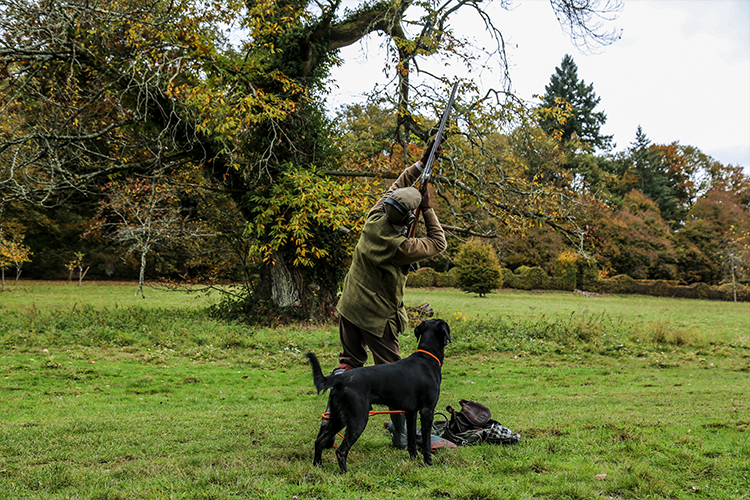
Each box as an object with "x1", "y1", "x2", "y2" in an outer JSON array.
[
  {"x1": 579, "y1": 260, "x2": 600, "y2": 287},
  {"x1": 608, "y1": 274, "x2": 638, "y2": 294},
  {"x1": 645, "y1": 280, "x2": 671, "y2": 297},
  {"x1": 453, "y1": 240, "x2": 503, "y2": 297},
  {"x1": 555, "y1": 250, "x2": 578, "y2": 291},
  {"x1": 514, "y1": 265, "x2": 531, "y2": 275},
  {"x1": 523, "y1": 267, "x2": 548, "y2": 289},
  {"x1": 687, "y1": 282, "x2": 711, "y2": 299},
  {"x1": 437, "y1": 268, "x2": 456, "y2": 287},
  {"x1": 507, "y1": 266, "x2": 550, "y2": 290},
  {"x1": 546, "y1": 276, "x2": 567, "y2": 291},
  {"x1": 406, "y1": 267, "x2": 440, "y2": 287},
  {"x1": 406, "y1": 267, "x2": 456, "y2": 288},
  {"x1": 717, "y1": 283, "x2": 749, "y2": 302},
  {"x1": 501, "y1": 268, "x2": 518, "y2": 288},
  {"x1": 582, "y1": 274, "x2": 635, "y2": 294}
]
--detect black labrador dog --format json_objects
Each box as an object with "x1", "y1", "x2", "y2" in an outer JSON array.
[{"x1": 306, "y1": 318, "x2": 451, "y2": 473}]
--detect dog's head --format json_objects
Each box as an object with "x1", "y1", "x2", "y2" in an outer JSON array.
[{"x1": 414, "y1": 318, "x2": 451, "y2": 347}]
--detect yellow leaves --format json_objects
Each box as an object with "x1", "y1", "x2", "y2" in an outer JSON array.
[
  {"x1": 246, "y1": 167, "x2": 366, "y2": 268},
  {"x1": 176, "y1": 73, "x2": 301, "y2": 148},
  {"x1": 0, "y1": 236, "x2": 33, "y2": 269}
]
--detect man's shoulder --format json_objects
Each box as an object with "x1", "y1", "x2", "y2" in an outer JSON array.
[
  {"x1": 356, "y1": 213, "x2": 407, "y2": 257},
  {"x1": 367, "y1": 211, "x2": 387, "y2": 223},
  {"x1": 364, "y1": 212, "x2": 401, "y2": 235}
]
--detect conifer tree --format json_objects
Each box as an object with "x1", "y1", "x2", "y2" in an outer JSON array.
[
  {"x1": 626, "y1": 126, "x2": 682, "y2": 226},
  {"x1": 541, "y1": 54, "x2": 613, "y2": 151}
]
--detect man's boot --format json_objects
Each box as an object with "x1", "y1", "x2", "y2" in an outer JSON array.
[{"x1": 388, "y1": 409, "x2": 407, "y2": 449}]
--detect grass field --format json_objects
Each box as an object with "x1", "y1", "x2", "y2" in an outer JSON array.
[
  {"x1": 404, "y1": 287, "x2": 750, "y2": 341},
  {"x1": 0, "y1": 280, "x2": 216, "y2": 310},
  {"x1": 1, "y1": 281, "x2": 748, "y2": 499}
]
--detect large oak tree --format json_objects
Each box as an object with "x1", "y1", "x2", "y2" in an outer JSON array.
[{"x1": 1, "y1": 0, "x2": 622, "y2": 318}]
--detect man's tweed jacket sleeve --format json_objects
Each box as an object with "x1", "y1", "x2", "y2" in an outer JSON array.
[{"x1": 371, "y1": 161, "x2": 447, "y2": 265}]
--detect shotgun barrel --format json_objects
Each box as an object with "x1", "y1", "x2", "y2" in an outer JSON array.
[{"x1": 408, "y1": 82, "x2": 459, "y2": 238}]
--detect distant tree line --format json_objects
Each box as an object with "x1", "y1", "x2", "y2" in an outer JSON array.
[
  {"x1": 507, "y1": 55, "x2": 750, "y2": 287},
  {"x1": 4, "y1": 52, "x2": 749, "y2": 292}
]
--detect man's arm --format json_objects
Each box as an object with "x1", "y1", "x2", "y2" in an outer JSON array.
[{"x1": 392, "y1": 206, "x2": 447, "y2": 265}]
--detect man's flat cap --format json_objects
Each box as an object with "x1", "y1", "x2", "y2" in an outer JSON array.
[{"x1": 388, "y1": 187, "x2": 421, "y2": 212}]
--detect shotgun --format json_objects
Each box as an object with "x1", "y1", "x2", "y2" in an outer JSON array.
[{"x1": 407, "y1": 81, "x2": 459, "y2": 238}]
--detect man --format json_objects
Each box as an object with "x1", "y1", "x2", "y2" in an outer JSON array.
[{"x1": 330, "y1": 142, "x2": 448, "y2": 448}]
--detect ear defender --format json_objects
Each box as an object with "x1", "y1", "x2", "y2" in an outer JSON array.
[{"x1": 384, "y1": 197, "x2": 416, "y2": 226}]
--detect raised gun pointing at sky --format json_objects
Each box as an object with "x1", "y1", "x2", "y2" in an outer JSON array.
[{"x1": 408, "y1": 81, "x2": 459, "y2": 239}]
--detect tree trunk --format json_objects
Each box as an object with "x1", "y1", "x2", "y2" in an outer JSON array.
[
  {"x1": 254, "y1": 250, "x2": 337, "y2": 320},
  {"x1": 135, "y1": 184, "x2": 158, "y2": 299},
  {"x1": 136, "y1": 245, "x2": 149, "y2": 298},
  {"x1": 269, "y1": 250, "x2": 302, "y2": 309},
  {"x1": 78, "y1": 266, "x2": 89, "y2": 287}
]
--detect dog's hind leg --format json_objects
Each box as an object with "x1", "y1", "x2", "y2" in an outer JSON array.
[
  {"x1": 335, "y1": 415, "x2": 368, "y2": 474},
  {"x1": 419, "y1": 407, "x2": 435, "y2": 465},
  {"x1": 318, "y1": 403, "x2": 337, "y2": 449},
  {"x1": 313, "y1": 414, "x2": 343, "y2": 467},
  {"x1": 405, "y1": 411, "x2": 419, "y2": 459}
]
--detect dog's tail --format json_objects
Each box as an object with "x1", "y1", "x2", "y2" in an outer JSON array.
[{"x1": 305, "y1": 352, "x2": 332, "y2": 394}]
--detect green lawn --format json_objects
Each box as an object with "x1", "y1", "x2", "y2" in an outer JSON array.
[
  {"x1": 0, "y1": 280, "x2": 218, "y2": 310},
  {"x1": 406, "y1": 287, "x2": 750, "y2": 340},
  {"x1": 1, "y1": 282, "x2": 748, "y2": 499}
]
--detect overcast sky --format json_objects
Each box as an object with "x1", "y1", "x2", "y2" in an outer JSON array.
[{"x1": 327, "y1": 0, "x2": 750, "y2": 171}]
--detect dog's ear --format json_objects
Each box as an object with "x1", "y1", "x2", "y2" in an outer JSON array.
[
  {"x1": 441, "y1": 321, "x2": 451, "y2": 346},
  {"x1": 414, "y1": 320, "x2": 424, "y2": 339}
]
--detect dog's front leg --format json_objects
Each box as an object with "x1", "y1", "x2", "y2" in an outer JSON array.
[
  {"x1": 405, "y1": 411, "x2": 418, "y2": 459},
  {"x1": 419, "y1": 407, "x2": 435, "y2": 465}
]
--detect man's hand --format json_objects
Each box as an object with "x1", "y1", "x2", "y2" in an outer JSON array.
[
  {"x1": 420, "y1": 139, "x2": 442, "y2": 167},
  {"x1": 419, "y1": 189, "x2": 431, "y2": 211}
]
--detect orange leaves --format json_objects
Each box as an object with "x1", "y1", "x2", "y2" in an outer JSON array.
[{"x1": 0, "y1": 237, "x2": 33, "y2": 270}]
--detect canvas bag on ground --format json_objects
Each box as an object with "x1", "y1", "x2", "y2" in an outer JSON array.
[
  {"x1": 446, "y1": 399, "x2": 492, "y2": 434},
  {"x1": 437, "y1": 399, "x2": 521, "y2": 446}
]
